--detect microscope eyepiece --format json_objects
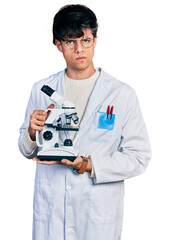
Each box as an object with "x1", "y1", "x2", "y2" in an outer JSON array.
[{"x1": 41, "y1": 85, "x2": 54, "y2": 97}]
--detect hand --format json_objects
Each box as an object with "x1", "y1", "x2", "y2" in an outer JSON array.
[
  {"x1": 33, "y1": 156, "x2": 92, "y2": 172},
  {"x1": 28, "y1": 104, "x2": 54, "y2": 141}
]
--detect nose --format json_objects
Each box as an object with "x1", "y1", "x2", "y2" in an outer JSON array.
[{"x1": 75, "y1": 40, "x2": 83, "y2": 53}]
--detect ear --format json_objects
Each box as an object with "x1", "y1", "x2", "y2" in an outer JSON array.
[
  {"x1": 55, "y1": 39, "x2": 63, "y2": 52},
  {"x1": 93, "y1": 36, "x2": 98, "y2": 48}
]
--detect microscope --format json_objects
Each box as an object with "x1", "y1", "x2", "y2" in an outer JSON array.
[{"x1": 36, "y1": 85, "x2": 79, "y2": 161}]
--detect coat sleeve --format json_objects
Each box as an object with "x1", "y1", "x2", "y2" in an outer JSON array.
[
  {"x1": 90, "y1": 90, "x2": 152, "y2": 184},
  {"x1": 18, "y1": 85, "x2": 38, "y2": 159}
]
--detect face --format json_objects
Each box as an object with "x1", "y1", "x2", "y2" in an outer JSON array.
[{"x1": 55, "y1": 29, "x2": 97, "y2": 72}]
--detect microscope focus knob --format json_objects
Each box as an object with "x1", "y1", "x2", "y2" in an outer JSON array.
[
  {"x1": 43, "y1": 131, "x2": 53, "y2": 141},
  {"x1": 64, "y1": 139, "x2": 73, "y2": 146}
]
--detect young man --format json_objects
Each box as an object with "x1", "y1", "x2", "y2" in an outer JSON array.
[{"x1": 18, "y1": 4, "x2": 151, "y2": 240}]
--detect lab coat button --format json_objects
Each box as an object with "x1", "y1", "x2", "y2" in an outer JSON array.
[{"x1": 66, "y1": 186, "x2": 72, "y2": 191}]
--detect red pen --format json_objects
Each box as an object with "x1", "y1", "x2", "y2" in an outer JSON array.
[
  {"x1": 110, "y1": 106, "x2": 114, "y2": 119},
  {"x1": 106, "y1": 105, "x2": 110, "y2": 119}
]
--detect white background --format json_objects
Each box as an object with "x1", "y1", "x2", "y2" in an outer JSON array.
[{"x1": 0, "y1": 0, "x2": 170, "y2": 239}]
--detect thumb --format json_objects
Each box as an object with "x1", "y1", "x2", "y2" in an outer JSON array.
[
  {"x1": 47, "y1": 104, "x2": 55, "y2": 109},
  {"x1": 46, "y1": 104, "x2": 55, "y2": 118}
]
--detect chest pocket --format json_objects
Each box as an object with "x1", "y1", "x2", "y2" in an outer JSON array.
[
  {"x1": 98, "y1": 111, "x2": 115, "y2": 130},
  {"x1": 90, "y1": 111, "x2": 116, "y2": 141}
]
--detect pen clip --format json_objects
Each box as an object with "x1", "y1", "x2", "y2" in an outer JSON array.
[
  {"x1": 106, "y1": 105, "x2": 110, "y2": 119},
  {"x1": 110, "y1": 106, "x2": 114, "y2": 119}
]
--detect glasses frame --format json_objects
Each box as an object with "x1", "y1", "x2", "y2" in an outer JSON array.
[{"x1": 61, "y1": 37, "x2": 95, "y2": 50}]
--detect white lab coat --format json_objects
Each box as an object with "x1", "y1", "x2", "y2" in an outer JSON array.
[{"x1": 18, "y1": 68, "x2": 151, "y2": 240}]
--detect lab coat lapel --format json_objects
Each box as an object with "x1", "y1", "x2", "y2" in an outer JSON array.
[
  {"x1": 54, "y1": 70, "x2": 67, "y2": 128},
  {"x1": 55, "y1": 70, "x2": 66, "y2": 97},
  {"x1": 79, "y1": 69, "x2": 109, "y2": 128}
]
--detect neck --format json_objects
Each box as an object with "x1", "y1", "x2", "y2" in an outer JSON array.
[{"x1": 66, "y1": 63, "x2": 95, "y2": 80}]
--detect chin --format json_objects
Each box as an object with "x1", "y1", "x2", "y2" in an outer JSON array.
[{"x1": 71, "y1": 64, "x2": 87, "y2": 71}]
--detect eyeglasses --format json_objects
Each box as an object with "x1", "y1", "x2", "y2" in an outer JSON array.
[{"x1": 61, "y1": 37, "x2": 95, "y2": 50}]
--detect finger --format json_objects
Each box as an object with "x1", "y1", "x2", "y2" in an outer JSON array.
[
  {"x1": 36, "y1": 160, "x2": 61, "y2": 165},
  {"x1": 33, "y1": 110, "x2": 46, "y2": 116},
  {"x1": 61, "y1": 159, "x2": 74, "y2": 166},
  {"x1": 31, "y1": 118, "x2": 46, "y2": 126},
  {"x1": 30, "y1": 123, "x2": 44, "y2": 131},
  {"x1": 61, "y1": 158, "x2": 82, "y2": 170},
  {"x1": 30, "y1": 112, "x2": 47, "y2": 122},
  {"x1": 35, "y1": 115, "x2": 47, "y2": 121}
]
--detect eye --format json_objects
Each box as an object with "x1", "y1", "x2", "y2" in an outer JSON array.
[
  {"x1": 65, "y1": 40, "x2": 74, "y2": 45},
  {"x1": 82, "y1": 39, "x2": 90, "y2": 43}
]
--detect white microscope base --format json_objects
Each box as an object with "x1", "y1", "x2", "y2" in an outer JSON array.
[{"x1": 37, "y1": 147, "x2": 79, "y2": 161}]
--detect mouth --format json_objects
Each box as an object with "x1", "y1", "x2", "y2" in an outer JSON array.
[{"x1": 76, "y1": 57, "x2": 86, "y2": 61}]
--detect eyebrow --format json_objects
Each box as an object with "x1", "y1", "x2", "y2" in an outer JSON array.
[{"x1": 64, "y1": 36, "x2": 93, "y2": 40}]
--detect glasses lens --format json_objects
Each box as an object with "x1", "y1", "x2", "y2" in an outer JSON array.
[
  {"x1": 62, "y1": 40, "x2": 75, "y2": 49},
  {"x1": 81, "y1": 38, "x2": 94, "y2": 48}
]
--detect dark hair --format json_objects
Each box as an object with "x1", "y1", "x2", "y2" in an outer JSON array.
[{"x1": 52, "y1": 4, "x2": 98, "y2": 44}]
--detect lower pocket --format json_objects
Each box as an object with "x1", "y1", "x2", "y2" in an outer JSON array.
[
  {"x1": 90, "y1": 182, "x2": 122, "y2": 224},
  {"x1": 33, "y1": 179, "x2": 52, "y2": 222}
]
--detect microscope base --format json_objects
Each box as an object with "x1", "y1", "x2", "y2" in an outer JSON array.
[
  {"x1": 37, "y1": 147, "x2": 79, "y2": 162},
  {"x1": 38, "y1": 155, "x2": 76, "y2": 161}
]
